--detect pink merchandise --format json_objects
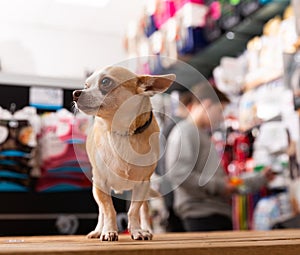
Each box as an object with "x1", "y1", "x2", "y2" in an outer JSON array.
[
  {"x1": 208, "y1": 1, "x2": 221, "y2": 20},
  {"x1": 36, "y1": 109, "x2": 92, "y2": 192},
  {"x1": 154, "y1": 0, "x2": 177, "y2": 29}
]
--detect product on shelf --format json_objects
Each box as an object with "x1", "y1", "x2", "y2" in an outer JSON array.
[
  {"x1": 212, "y1": 2, "x2": 300, "y2": 230},
  {"x1": 36, "y1": 109, "x2": 92, "y2": 192},
  {"x1": 213, "y1": 55, "x2": 247, "y2": 96},
  {"x1": 0, "y1": 106, "x2": 40, "y2": 192}
]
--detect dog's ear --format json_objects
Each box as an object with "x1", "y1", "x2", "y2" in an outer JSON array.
[{"x1": 137, "y1": 74, "x2": 176, "y2": 96}]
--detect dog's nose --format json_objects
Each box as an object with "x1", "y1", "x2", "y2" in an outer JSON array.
[{"x1": 73, "y1": 90, "x2": 82, "y2": 102}]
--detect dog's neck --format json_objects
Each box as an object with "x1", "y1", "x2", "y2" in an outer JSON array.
[
  {"x1": 100, "y1": 96, "x2": 154, "y2": 136},
  {"x1": 112, "y1": 110, "x2": 153, "y2": 136},
  {"x1": 133, "y1": 111, "x2": 153, "y2": 135}
]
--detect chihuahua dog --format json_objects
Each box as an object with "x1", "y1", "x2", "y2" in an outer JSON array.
[{"x1": 73, "y1": 66, "x2": 175, "y2": 241}]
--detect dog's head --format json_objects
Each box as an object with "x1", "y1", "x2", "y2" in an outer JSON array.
[{"x1": 73, "y1": 66, "x2": 176, "y2": 120}]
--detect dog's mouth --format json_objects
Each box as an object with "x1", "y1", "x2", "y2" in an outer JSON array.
[{"x1": 73, "y1": 101, "x2": 101, "y2": 115}]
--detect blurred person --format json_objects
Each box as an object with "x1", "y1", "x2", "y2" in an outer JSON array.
[
  {"x1": 156, "y1": 89, "x2": 194, "y2": 232},
  {"x1": 165, "y1": 83, "x2": 274, "y2": 232}
]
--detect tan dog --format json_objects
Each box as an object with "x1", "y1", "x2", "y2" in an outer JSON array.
[{"x1": 73, "y1": 66, "x2": 175, "y2": 241}]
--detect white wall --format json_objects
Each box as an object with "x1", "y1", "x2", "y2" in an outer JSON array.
[
  {"x1": 0, "y1": 0, "x2": 145, "y2": 79},
  {"x1": 0, "y1": 24, "x2": 124, "y2": 78}
]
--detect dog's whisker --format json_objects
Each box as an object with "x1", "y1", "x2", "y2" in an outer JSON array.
[{"x1": 72, "y1": 102, "x2": 79, "y2": 114}]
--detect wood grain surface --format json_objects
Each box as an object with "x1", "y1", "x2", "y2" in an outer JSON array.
[{"x1": 1, "y1": 230, "x2": 300, "y2": 255}]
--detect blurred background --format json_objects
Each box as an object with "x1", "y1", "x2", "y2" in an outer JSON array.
[{"x1": 0, "y1": 0, "x2": 300, "y2": 236}]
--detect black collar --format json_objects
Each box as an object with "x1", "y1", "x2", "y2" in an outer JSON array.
[{"x1": 133, "y1": 111, "x2": 153, "y2": 135}]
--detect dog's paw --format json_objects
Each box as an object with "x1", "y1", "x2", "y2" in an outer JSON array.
[
  {"x1": 131, "y1": 229, "x2": 153, "y2": 241},
  {"x1": 100, "y1": 231, "x2": 119, "y2": 241},
  {"x1": 87, "y1": 230, "x2": 101, "y2": 239}
]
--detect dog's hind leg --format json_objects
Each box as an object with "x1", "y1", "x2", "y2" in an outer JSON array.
[
  {"x1": 128, "y1": 182, "x2": 153, "y2": 240},
  {"x1": 140, "y1": 201, "x2": 152, "y2": 233}
]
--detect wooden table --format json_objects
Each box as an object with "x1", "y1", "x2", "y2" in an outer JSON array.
[{"x1": 1, "y1": 230, "x2": 300, "y2": 255}]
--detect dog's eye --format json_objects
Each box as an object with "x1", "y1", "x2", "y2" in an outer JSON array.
[
  {"x1": 101, "y1": 78, "x2": 112, "y2": 87},
  {"x1": 99, "y1": 77, "x2": 114, "y2": 94}
]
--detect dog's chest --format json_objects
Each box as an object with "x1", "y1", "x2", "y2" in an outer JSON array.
[
  {"x1": 96, "y1": 133, "x2": 157, "y2": 181},
  {"x1": 109, "y1": 135, "x2": 157, "y2": 172},
  {"x1": 86, "y1": 118, "x2": 159, "y2": 192}
]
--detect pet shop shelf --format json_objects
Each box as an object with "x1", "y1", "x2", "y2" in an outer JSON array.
[
  {"x1": 0, "y1": 191, "x2": 127, "y2": 236},
  {"x1": 0, "y1": 83, "x2": 127, "y2": 236},
  {"x1": 0, "y1": 83, "x2": 78, "y2": 114},
  {"x1": 211, "y1": 0, "x2": 300, "y2": 231},
  {"x1": 1, "y1": 230, "x2": 300, "y2": 255},
  {"x1": 0, "y1": 191, "x2": 96, "y2": 235},
  {"x1": 125, "y1": 0, "x2": 290, "y2": 82},
  {"x1": 0, "y1": 72, "x2": 83, "y2": 89},
  {"x1": 188, "y1": 0, "x2": 290, "y2": 78}
]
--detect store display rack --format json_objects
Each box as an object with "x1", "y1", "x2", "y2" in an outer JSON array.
[
  {"x1": 189, "y1": 0, "x2": 290, "y2": 77},
  {"x1": 169, "y1": 0, "x2": 291, "y2": 85},
  {"x1": 0, "y1": 80, "x2": 127, "y2": 236}
]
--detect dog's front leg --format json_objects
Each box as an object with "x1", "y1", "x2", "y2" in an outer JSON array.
[
  {"x1": 92, "y1": 185, "x2": 118, "y2": 241},
  {"x1": 128, "y1": 182, "x2": 153, "y2": 240},
  {"x1": 87, "y1": 207, "x2": 103, "y2": 238},
  {"x1": 87, "y1": 186, "x2": 104, "y2": 238}
]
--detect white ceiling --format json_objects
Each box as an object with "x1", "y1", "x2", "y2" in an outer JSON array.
[{"x1": 0, "y1": 0, "x2": 145, "y2": 35}]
